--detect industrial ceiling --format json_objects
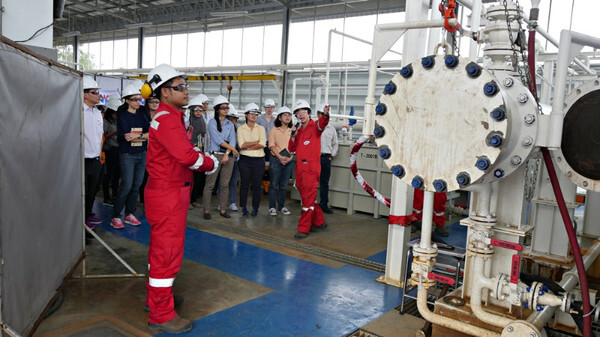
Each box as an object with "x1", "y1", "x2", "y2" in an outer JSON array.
[{"x1": 53, "y1": 0, "x2": 407, "y2": 44}]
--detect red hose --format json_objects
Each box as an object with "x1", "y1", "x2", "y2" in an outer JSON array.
[{"x1": 528, "y1": 29, "x2": 591, "y2": 337}]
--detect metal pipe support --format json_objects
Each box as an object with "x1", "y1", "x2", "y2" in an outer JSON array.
[{"x1": 416, "y1": 286, "x2": 501, "y2": 337}]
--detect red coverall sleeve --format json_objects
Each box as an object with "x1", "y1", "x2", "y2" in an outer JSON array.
[
  {"x1": 154, "y1": 115, "x2": 214, "y2": 172},
  {"x1": 316, "y1": 114, "x2": 330, "y2": 134},
  {"x1": 288, "y1": 132, "x2": 297, "y2": 153}
]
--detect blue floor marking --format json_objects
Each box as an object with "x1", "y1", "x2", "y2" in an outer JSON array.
[{"x1": 96, "y1": 203, "x2": 402, "y2": 336}]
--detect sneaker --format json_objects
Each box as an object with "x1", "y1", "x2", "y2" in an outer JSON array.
[
  {"x1": 87, "y1": 215, "x2": 102, "y2": 225},
  {"x1": 124, "y1": 214, "x2": 141, "y2": 226},
  {"x1": 148, "y1": 315, "x2": 193, "y2": 333},
  {"x1": 294, "y1": 231, "x2": 308, "y2": 239},
  {"x1": 280, "y1": 207, "x2": 291, "y2": 215},
  {"x1": 229, "y1": 203, "x2": 238, "y2": 211},
  {"x1": 321, "y1": 206, "x2": 333, "y2": 214},
  {"x1": 269, "y1": 208, "x2": 277, "y2": 216},
  {"x1": 251, "y1": 209, "x2": 258, "y2": 217},
  {"x1": 110, "y1": 218, "x2": 125, "y2": 229},
  {"x1": 242, "y1": 208, "x2": 249, "y2": 216},
  {"x1": 85, "y1": 220, "x2": 96, "y2": 230}
]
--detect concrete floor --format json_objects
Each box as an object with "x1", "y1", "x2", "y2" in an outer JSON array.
[{"x1": 32, "y1": 192, "x2": 466, "y2": 337}]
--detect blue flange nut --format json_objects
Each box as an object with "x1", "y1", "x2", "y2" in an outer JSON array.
[
  {"x1": 486, "y1": 133, "x2": 503, "y2": 148},
  {"x1": 384, "y1": 81, "x2": 397, "y2": 95},
  {"x1": 400, "y1": 65, "x2": 413, "y2": 78},
  {"x1": 433, "y1": 179, "x2": 447, "y2": 192},
  {"x1": 494, "y1": 169, "x2": 504, "y2": 178},
  {"x1": 466, "y1": 62, "x2": 481, "y2": 78},
  {"x1": 375, "y1": 103, "x2": 387, "y2": 116},
  {"x1": 392, "y1": 165, "x2": 405, "y2": 178},
  {"x1": 476, "y1": 156, "x2": 491, "y2": 171},
  {"x1": 379, "y1": 146, "x2": 392, "y2": 159},
  {"x1": 456, "y1": 172, "x2": 471, "y2": 187},
  {"x1": 490, "y1": 107, "x2": 506, "y2": 121},
  {"x1": 444, "y1": 55, "x2": 459, "y2": 68},
  {"x1": 421, "y1": 56, "x2": 435, "y2": 69},
  {"x1": 374, "y1": 125, "x2": 385, "y2": 138},
  {"x1": 483, "y1": 82, "x2": 499, "y2": 96},
  {"x1": 411, "y1": 176, "x2": 424, "y2": 189}
]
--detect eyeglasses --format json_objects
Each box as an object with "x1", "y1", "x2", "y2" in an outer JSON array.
[
  {"x1": 127, "y1": 98, "x2": 142, "y2": 102},
  {"x1": 148, "y1": 99, "x2": 160, "y2": 104},
  {"x1": 168, "y1": 84, "x2": 189, "y2": 92},
  {"x1": 219, "y1": 106, "x2": 230, "y2": 110},
  {"x1": 192, "y1": 108, "x2": 204, "y2": 112},
  {"x1": 88, "y1": 90, "x2": 100, "y2": 95}
]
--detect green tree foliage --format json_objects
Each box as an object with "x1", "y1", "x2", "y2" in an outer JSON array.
[{"x1": 56, "y1": 45, "x2": 95, "y2": 71}]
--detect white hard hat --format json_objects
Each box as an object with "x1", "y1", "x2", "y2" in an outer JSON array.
[
  {"x1": 277, "y1": 106, "x2": 292, "y2": 115},
  {"x1": 293, "y1": 99, "x2": 311, "y2": 114},
  {"x1": 213, "y1": 95, "x2": 229, "y2": 108},
  {"x1": 198, "y1": 94, "x2": 210, "y2": 104},
  {"x1": 146, "y1": 64, "x2": 184, "y2": 92},
  {"x1": 122, "y1": 82, "x2": 142, "y2": 98},
  {"x1": 83, "y1": 76, "x2": 99, "y2": 90},
  {"x1": 106, "y1": 95, "x2": 121, "y2": 111},
  {"x1": 227, "y1": 104, "x2": 239, "y2": 118},
  {"x1": 188, "y1": 94, "x2": 208, "y2": 107},
  {"x1": 316, "y1": 103, "x2": 326, "y2": 113},
  {"x1": 244, "y1": 102, "x2": 260, "y2": 114},
  {"x1": 264, "y1": 98, "x2": 275, "y2": 107}
]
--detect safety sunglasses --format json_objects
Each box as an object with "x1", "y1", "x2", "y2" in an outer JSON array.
[
  {"x1": 88, "y1": 90, "x2": 100, "y2": 95},
  {"x1": 169, "y1": 84, "x2": 189, "y2": 92},
  {"x1": 128, "y1": 97, "x2": 142, "y2": 102},
  {"x1": 148, "y1": 99, "x2": 160, "y2": 104},
  {"x1": 192, "y1": 108, "x2": 204, "y2": 112}
]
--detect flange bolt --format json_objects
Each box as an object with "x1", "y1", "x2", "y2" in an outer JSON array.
[
  {"x1": 490, "y1": 107, "x2": 506, "y2": 121},
  {"x1": 384, "y1": 81, "x2": 397, "y2": 95},
  {"x1": 375, "y1": 103, "x2": 387, "y2": 115},
  {"x1": 433, "y1": 179, "x2": 447, "y2": 192},
  {"x1": 379, "y1": 147, "x2": 391, "y2": 159},
  {"x1": 421, "y1": 56, "x2": 435, "y2": 69},
  {"x1": 392, "y1": 165, "x2": 405, "y2": 178},
  {"x1": 411, "y1": 176, "x2": 424, "y2": 189},
  {"x1": 400, "y1": 65, "x2": 413, "y2": 78},
  {"x1": 456, "y1": 172, "x2": 470, "y2": 187},
  {"x1": 476, "y1": 156, "x2": 490, "y2": 171},
  {"x1": 484, "y1": 82, "x2": 499, "y2": 96},
  {"x1": 445, "y1": 55, "x2": 459, "y2": 68},
  {"x1": 466, "y1": 62, "x2": 481, "y2": 78}
]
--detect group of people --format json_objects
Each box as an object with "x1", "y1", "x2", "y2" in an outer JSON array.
[{"x1": 82, "y1": 64, "x2": 340, "y2": 334}]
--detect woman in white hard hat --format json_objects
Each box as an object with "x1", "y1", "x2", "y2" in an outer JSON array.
[
  {"x1": 109, "y1": 82, "x2": 149, "y2": 229},
  {"x1": 187, "y1": 94, "x2": 209, "y2": 209},
  {"x1": 201, "y1": 95, "x2": 238, "y2": 219},
  {"x1": 142, "y1": 64, "x2": 217, "y2": 334},
  {"x1": 267, "y1": 106, "x2": 294, "y2": 216},
  {"x1": 237, "y1": 103, "x2": 267, "y2": 216}
]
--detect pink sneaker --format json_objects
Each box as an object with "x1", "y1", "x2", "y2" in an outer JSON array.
[
  {"x1": 110, "y1": 218, "x2": 124, "y2": 229},
  {"x1": 124, "y1": 214, "x2": 141, "y2": 226}
]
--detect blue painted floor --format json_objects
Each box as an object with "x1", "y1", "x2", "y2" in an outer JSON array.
[{"x1": 95, "y1": 203, "x2": 466, "y2": 337}]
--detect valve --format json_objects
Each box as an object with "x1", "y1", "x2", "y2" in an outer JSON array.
[{"x1": 427, "y1": 272, "x2": 455, "y2": 285}]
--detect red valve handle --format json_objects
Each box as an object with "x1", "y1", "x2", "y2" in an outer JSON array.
[
  {"x1": 510, "y1": 254, "x2": 520, "y2": 284},
  {"x1": 428, "y1": 272, "x2": 455, "y2": 285},
  {"x1": 490, "y1": 238, "x2": 523, "y2": 251}
]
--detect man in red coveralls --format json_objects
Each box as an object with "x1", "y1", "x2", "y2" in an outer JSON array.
[
  {"x1": 288, "y1": 100, "x2": 330, "y2": 239},
  {"x1": 142, "y1": 64, "x2": 218, "y2": 333},
  {"x1": 411, "y1": 189, "x2": 448, "y2": 236}
]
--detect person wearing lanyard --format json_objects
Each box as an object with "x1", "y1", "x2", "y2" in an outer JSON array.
[
  {"x1": 141, "y1": 64, "x2": 217, "y2": 333},
  {"x1": 202, "y1": 95, "x2": 238, "y2": 219},
  {"x1": 237, "y1": 103, "x2": 267, "y2": 216},
  {"x1": 82, "y1": 77, "x2": 104, "y2": 230}
]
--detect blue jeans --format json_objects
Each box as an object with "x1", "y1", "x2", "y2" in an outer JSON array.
[
  {"x1": 268, "y1": 158, "x2": 293, "y2": 210},
  {"x1": 113, "y1": 152, "x2": 146, "y2": 218}
]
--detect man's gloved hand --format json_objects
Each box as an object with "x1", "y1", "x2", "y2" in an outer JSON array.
[{"x1": 206, "y1": 154, "x2": 219, "y2": 175}]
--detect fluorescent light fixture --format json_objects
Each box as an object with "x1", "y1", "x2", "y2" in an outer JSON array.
[
  {"x1": 206, "y1": 22, "x2": 225, "y2": 28},
  {"x1": 124, "y1": 22, "x2": 153, "y2": 29},
  {"x1": 62, "y1": 31, "x2": 81, "y2": 37},
  {"x1": 210, "y1": 11, "x2": 248, "y2": 17}
]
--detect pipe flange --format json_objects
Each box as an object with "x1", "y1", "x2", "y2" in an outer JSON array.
[
  {"x1": 413, "y1": 244, "x2": 438, "y2": 256},
  {"x1": 501, "y1": 320, "x2": 541, "y2": 337},
  {"x1": 494, "y1": 274, "x2": 509, "y2": 301},
  {"x1": 443, "y1": 295, "x2": 466, "y2": 307}
]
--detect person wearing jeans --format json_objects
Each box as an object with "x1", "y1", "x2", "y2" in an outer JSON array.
[
  {"x1": 267, "y1": 106, "x2": 294, "y2": 216},
  {"x1": 111, "y1": 82, "x2": 150, "y2": 229},
  {"x1": 237, "y1": 103, "x2": 266, "y2": 216}
]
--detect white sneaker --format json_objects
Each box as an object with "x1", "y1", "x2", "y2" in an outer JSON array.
[
  {"x1": 269, "y1": 208, "x2": 277, "y2": 216},
  {"x1": 229, "y1": 203, "x2": 238, "y2": 211},
  {"x1": 281, "y1": 207, "x2": 291, "y2": 215}
]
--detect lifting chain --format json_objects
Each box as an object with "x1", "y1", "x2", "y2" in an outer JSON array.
[
  {"x1": 523, "y1": 158, "x2": 540, "y2": 202},
  {"x1": 439, "y1": 0, "x2": 461, "y2": 57}
]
